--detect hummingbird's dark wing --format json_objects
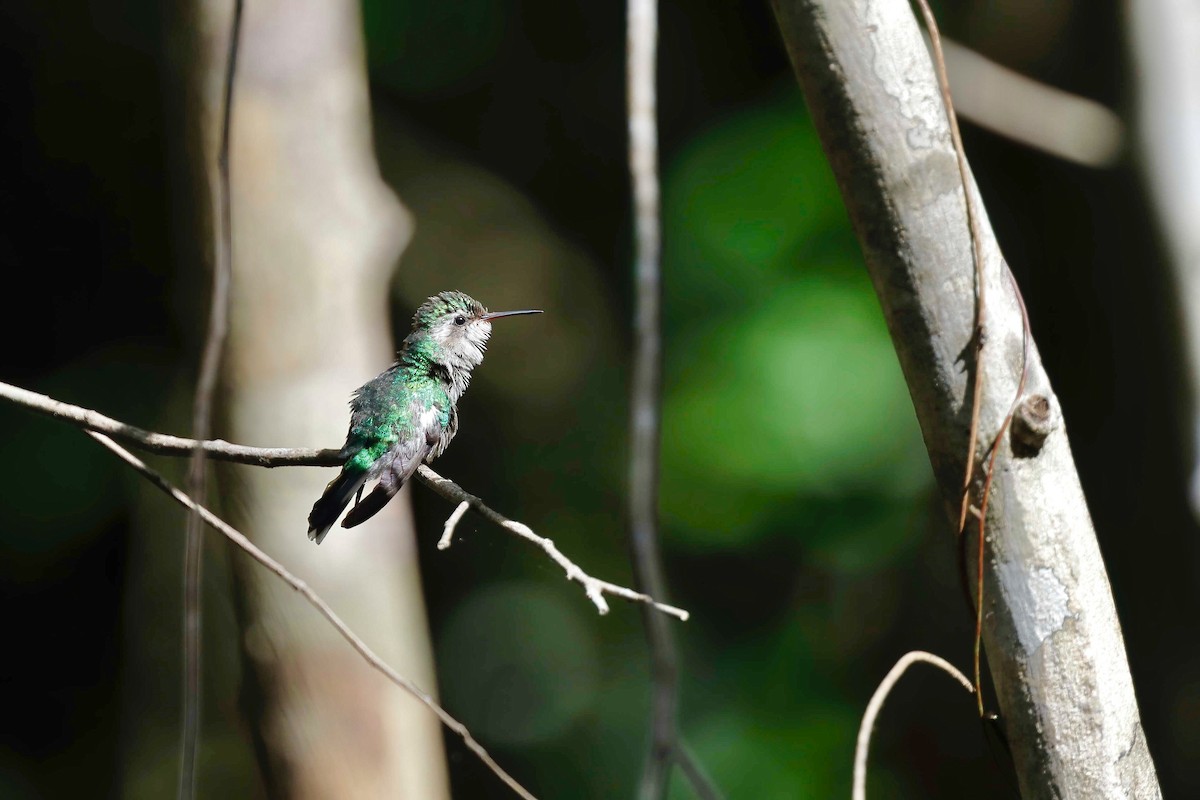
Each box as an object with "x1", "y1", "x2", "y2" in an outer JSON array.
[
  {"x1": 341, "y1": 394, "x2": 451, "y2": 529},
  {"x1": 307, "y1": 369, "x2": 406, "y2": 543},
  {"x1": 340, "y1": 433, "x2": 429, "y2": 529}
]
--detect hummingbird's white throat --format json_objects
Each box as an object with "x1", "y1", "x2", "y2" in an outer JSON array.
[{"x1": 428, "y1": 315, "x2": 491, "y2": 402}]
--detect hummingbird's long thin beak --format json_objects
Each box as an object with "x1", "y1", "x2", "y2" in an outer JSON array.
[{"x1": 481, "y1": 309, "x2": 543, "y2": 321}]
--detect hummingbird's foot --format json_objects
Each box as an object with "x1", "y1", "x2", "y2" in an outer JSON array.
[{"x1": 355, "y1": 485, "x2": 364, "y2": 506}]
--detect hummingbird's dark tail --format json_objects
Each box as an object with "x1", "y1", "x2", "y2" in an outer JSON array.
[
  {"x1": 341, "y1": 470, "x2": 403, "y2": 529},
  {"x1": 307, "y1": 469, "x2": 369, "y2": 545}
]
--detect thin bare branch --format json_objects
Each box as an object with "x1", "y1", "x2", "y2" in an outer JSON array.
[
  {"x1": 674, "y1": 741, "x2": 724, "y2": 800},
  {"x1": 853, "y1": 651, "x2": 973, "y2": 800},
  {"x1": 972, "y1": 272, "x2": 1032, "y2": 717},
  {"x1": 86, "y1": 431, "x2": 536, "y2": 800},
  {"x1": 911, "y1": 0, "x2": 991, "y2": 718},
  {"x1": 0, "y1": 380, "x2": 687, "y2": 619},
  {"x1": 912, "y1": 0, "x2": 987, "y2": 554},
  {"x1": 180, "y1": 3, "x2": 243, "y2": 796},
  {"x1": 915, "y1": 0, "x2": 1038, "y2": 721},
  {"x1": 0, "y1": 380, "x2": 339, "y2": 464},
  {"x1": 627, "y1": 1, "x2": 705, "y2": 798},
  {"x1": 437, "y1": 500, "x2": 470, "y2": 550},
  {"x1": 426, "y1": 470, "x2": 688, "y2": 620}
]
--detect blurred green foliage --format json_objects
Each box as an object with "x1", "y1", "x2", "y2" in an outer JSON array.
[
  {"x1": 660, "y1": 96, "x2": 928, "y2": 546},
  {"x1": 438, "y1": 582, "x2": 601, "y2": 746},
  {"x1": 362, "y1": 0, "x2": 507, "y2": 95},
  {"x1": 411, "y1": 87, "x2": 938, "y2": 797}
]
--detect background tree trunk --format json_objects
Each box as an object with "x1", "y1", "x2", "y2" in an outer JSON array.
[
  {"x1": 1126, "y1": 0, "x2": 1200, "y2": 514},
  {"x1": 187, "y1": 0, "x2": 449, "y2": 795},
  {"x1": 770, "y1": 2, "x2": 1160, "y2": 797}
]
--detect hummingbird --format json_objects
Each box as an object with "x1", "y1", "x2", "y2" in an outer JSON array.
[{"x1": 307, "y1": 290, "x2": 542, "y2": 544}]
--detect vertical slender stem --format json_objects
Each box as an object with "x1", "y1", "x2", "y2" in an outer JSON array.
[
  {"x1": 911, "y1": 0, "x2": 989, "y2": 716},
  {"x1": 626, "y1": 2, "x2": 677, "y2": 798},
  {"x1": 179, "y1": 2, "x2": 242, "y2": 797}
]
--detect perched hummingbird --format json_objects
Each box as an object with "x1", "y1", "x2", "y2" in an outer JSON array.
[{"x1": 307, "y1": 291, "x2": 542, "y2": 544}]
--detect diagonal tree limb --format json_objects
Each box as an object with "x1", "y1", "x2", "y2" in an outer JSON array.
[
  {"x1": 86, "y1": 432, "x2": 536, "y2": 800},
  {"x1": 0, "y1": 379, "x2": 686, "y2": 620},
  {"x1": 769, "y1": 1, "x2": 1160, "y2": 797}
]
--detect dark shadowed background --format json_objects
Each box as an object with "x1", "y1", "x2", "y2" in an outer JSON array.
[{"x1": 0, "y1": 1, "x2": 1196, "y2": 797}]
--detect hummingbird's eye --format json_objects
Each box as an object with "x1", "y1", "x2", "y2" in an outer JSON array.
[{"x1": 454, "y1": 315, "x2": 467, "y2": 326}]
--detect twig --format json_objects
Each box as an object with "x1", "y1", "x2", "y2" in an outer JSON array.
[
  {"x1": 86, "y1": 431, "x2": 535, "y2": 800},
  {"x1": 853, "y1": 651, "x2": 974, "y2": 800},
  {"x1": 912, "y1": 0, "x2": 987, "y2": 548},
  {"x1": 425, "y1": 471, "x2": 688, "y2": 620},
  {"x1": 0, "y1": 380, "x2": 687, "y2": 619},
  {"x1": 437, "y1": 501, "x2": 470, "y2": 550},
  {"x1": 912, "y1": 0, "x2": 991, "y2": 718},
  {"x1": 674, "y1": 741, "x2": 724, "y2": 800},
  {"x1": 180, "y1": 3, "x2": 242, "y2": 797},
  {"x1": 918, "y1": 2, "x2": 1036, "y2": 721},
  {"x1": 0, "y1": 382, "x2": 339, "y2": 465},
  {"x1": 972, "y1": 270, "x2": 1032, "y2": 714}
]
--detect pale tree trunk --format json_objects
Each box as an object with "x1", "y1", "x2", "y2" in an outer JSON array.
[
  {"x1": 769, "y1": 2, "x2": 1160, "y2": 797},
  {"x1": 1126, "y1": 1, "x2": 1200, "y2": 513},
  {"x1": 188, "y1": 0, "x2": 449, "y2": 796}
]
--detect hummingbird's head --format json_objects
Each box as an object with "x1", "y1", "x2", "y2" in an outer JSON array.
[{"x1": 411, "y1": 290, "x2": 541, "y2": 373}]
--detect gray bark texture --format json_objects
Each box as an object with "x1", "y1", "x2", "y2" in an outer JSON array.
[
  {"x1": 769, "y1": 2, "x2": 1161, "y2": 798},
  {"x1": 188, "y1": 0, "x2": 449, "y2": 796}
]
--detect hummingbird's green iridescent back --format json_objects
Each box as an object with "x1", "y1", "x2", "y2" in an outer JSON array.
[{"x1": 307, "y1": 291, "x2": 541, "y2": 543}]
